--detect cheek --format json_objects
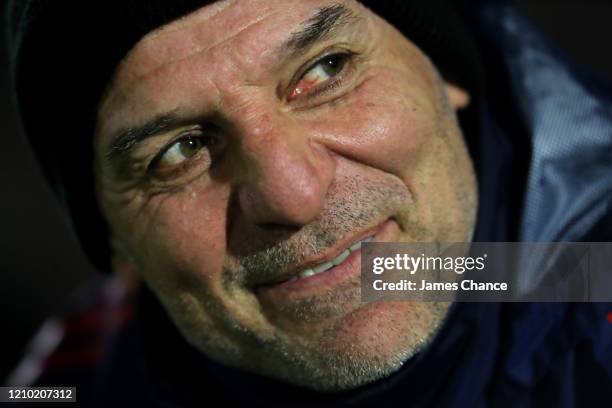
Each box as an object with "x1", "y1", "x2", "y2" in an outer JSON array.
[
  {"x1": 122, "y1": 182, "x2": 231, "y2": 289},
  {"x1": 305, "y1": 68, "x2": 475, "y2": 241},
  {"x1": 308, "y1": 72, "x2": 438, "y2": 179}
]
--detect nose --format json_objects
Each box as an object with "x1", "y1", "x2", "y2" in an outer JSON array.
[{"x1": 233, "y1": 111, "x2": 335, "y2": 227}]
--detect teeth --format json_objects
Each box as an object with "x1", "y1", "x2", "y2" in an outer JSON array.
[
  {"x1": 349, "y1": 241, "x2": 362, "y2": 251},
  {"x1": 313, "y1": 261, "x2": 334, "y2": 274},
  {"x1": 332, "y1": 250, "x2": 350, "y2": 266},
  {"x1": 292, "y1": 235, "x2": 374, "y2": 282},
  {"x1": 299, "y1": 269, "x2": 315, "y2": 278}
]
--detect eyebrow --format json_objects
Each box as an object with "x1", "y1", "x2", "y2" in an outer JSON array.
[
  {"x1": 282, "y1": 4, "x2": 359, "y2": 60},
  {"x1": 103, "y1": 4, "x2": 361, "y2": 166},
  {"x1": 105, "y1": 111, "x2": 179, "y2": 160}
]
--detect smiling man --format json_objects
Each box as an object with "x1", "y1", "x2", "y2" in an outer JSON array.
[
  {"x1": 94, "y1": 0, "x2": 475, "y2": 392},
  {"x1": 7, "y1": 0, "x2": 612, "y2": 406}
]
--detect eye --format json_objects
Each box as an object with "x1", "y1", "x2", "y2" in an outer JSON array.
[
  {"x1": 150, "y1": 134, "x2": 212, "y2": 175},
  {"x1": 288, "y1": 53, "x2": 350, "y2": 101}
]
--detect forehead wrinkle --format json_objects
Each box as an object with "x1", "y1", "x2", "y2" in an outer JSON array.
[
  {"x1": 142, "y1": 0, "x2": 235, "y2": 43},
  {"x1": 126, "y1": 7, "x2": 284, "y2": 81}
]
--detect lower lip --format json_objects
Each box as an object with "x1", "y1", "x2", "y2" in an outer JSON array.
[{"x1": 256, "y1": 219, "x2": 397, "y2": 298}]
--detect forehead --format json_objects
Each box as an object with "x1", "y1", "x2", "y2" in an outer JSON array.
[{"x1": 116, "y1": 0, "x2": 356, "y2": 80}]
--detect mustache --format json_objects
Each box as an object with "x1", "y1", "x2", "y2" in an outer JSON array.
[{"x1": 226, "y1": 174, "x2": 411, "y2": 287}]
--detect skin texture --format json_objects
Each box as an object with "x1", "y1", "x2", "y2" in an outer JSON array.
[{"x1": 94, "y1": 0, "x2": 477, "y2": 391}]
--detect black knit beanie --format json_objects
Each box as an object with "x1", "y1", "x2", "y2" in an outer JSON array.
[{"x1": 6, "y1": 0, "x2": 483, "y2": 272}]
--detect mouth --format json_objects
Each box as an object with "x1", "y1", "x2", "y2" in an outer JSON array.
[
  {"x1": 256, "y1": 219, "x2": 397, "y2": 294},
  {"x1": 285, "y1": 235, "x2": 373, "y2": 283}
]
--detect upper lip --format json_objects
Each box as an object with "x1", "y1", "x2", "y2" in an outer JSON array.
[{"x1": 256, "y1": 220, "x2": 386, "y2": 287}]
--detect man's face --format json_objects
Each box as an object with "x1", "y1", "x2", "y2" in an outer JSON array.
[{"x1": 95, "y1": 0, "x2": 477, "y2": 391}]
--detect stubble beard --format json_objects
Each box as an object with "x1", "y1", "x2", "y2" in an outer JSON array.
[{"x1": 213, "y1": 174, "x2": 453, "y2": 391}]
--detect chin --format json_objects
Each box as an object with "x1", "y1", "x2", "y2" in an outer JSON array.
[{"x1": 253, "y1": 300, "x2": 452, "y2": 392}]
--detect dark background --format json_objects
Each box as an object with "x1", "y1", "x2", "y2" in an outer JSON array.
[{"x1": 1, "y1": 0, "x2": 611, "y2": 382}]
